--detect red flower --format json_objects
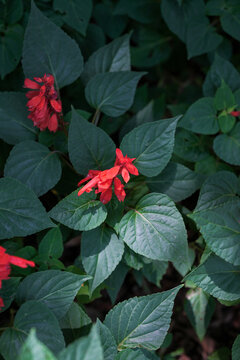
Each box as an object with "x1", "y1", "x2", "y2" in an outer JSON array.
[
  {"x1": 24, "y1": 74, "x2": 62, "y2": 132},
  {"x1": 230, "y1": 111, "x2": 240, "y2": 117},
  {"x1": 114, "y1": 148, "x2": 139, "y2": 183},
  {"x1": 0, "y1": 246, "x2": 35, "y2": 311}
]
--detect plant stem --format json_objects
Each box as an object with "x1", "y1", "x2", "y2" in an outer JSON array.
[{"x1": 92, "y1": 109, "x2": 100, "y2": 126}]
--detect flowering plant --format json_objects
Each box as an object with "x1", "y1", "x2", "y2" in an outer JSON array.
[{"x1": 0, "y1": 1, "x2": 240, "y2": 359}]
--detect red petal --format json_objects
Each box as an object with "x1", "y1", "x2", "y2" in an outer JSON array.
[
  {"x1": 9, "y1": 255, "x2": 35, "y2": 268},
  {"x1": 78, "y1": 176, "x2": 99, "y2": 196},
  {"x1": 33, "y1": 77, "x2": 43, "y2": 82},
  {"x1": 48, "y1": 113, "x2": 58, "y2": 132},
  {"x1": 27, "y1": 95, "x2": 42, "y2": 108},
  {"x1": 126, "y1": 162, "x2": 139, "y2": 176},
  {"x1": 230, "y1": 111, "x2": 240, "y2": 117},
  {"x1": 121, "y1": 167, "x2": 130, "y2": 183},
  {"x1": 114, "y1": 178, "x2": 126, "y2": 202},
  {"x1": 0, "y1": 297, "x2": 4, "y2": 310},
  {"x1": 26, "y1": 90, "x2": 39, "y2": 99},
  {"x1": 24, "y1": 78, "x2": 41, "y2": 89},
  {"x1": 100, "y1": 188, "x2": 112, "y2": 204},
  {"x1": 97, "y1": 179, "x2": 113, "y2": 192},
  {"x1": 115, "y1": 148, "x2": 125, "y2": 164},
  {"x1": 99, "y1": 166, "x2": 120, "y2": 181},
  {"x1": 50, "y1": 99, "x2": 62, "y2": 113}
]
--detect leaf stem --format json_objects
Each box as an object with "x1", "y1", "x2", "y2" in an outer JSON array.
[{"x1": 92, "y1": 109, "x2": 101, "y2": 126}]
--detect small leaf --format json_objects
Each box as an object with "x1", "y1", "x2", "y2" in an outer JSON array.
[
  {"x1": 120, "y1": 117, "x2": 180, "y2": 177},
  {"x1": 18, "y1": 329, "x2": 57, "y2": 360},
  {"x1": 53, "y1": 0, "x2": 92, "y2": 36},
  {"x1": 58, "y1": 325, "x2": 103, "y2": 360},
  {"x1": 214, "y1": 79, "x2": 236, "y2": 111},
  {"x1": 85, "y1": 71, "x2": 145, "y2": 117},
  {"x1": 22, "y1": 1, "x2": 83, "y2": 88},
  {"x1": 0, "y1": 92, "x2": 37, "y2": 145},
  {"x1": 104, "y1": 286, "x2": 182, "y2": 350},
  {"x1": 59, "y1": 302, "x2": 91, "y2": 329},
  {"x1": 0, "y1": 177, "x2": 54, "y2": 240},
  {"x1": 146, "y1": 162, "x2": 203, "y2": 202},
  {"x1": 218, "y1": 113, "x2": 236, "y2": 133},
  {"x1": 82, "y1": 33, "x2": 131, "y2": 84},
  {"x1": 213, "y1": 123, "x2": 240, "y2": 165},
  {"x1": 4, "y1": 140, "x2": 62, "y2": 196},
  {"x1": 49, "y1": 190, "x2": 107, "y2": 231},
  {"x1": 39, "y1": 227, "x2": 63, "y2": 260},
  {"x1": 68, "y1": 109, "x2": 116, "y2": 175},
  {"x1": 81, "y1": 225, "x2": 124, "y2": 294},
  {"x1": 185, "y1": 253, "x2": 240, "y2": 301},
  {"x1": 0, "y1": 301, "x2": 65, "y2": 359},
  {"x1": 119, "y1": 193, "x2": 188, "y2": 264},
  {"x1": 180, "y1": 97, "x2": 219, "y2": 135},
  {"x1": 105, "y1": 262, "x2": 129, "y2": 304},
  {"x1": 16, "y1": 270, "x2": 91, "y2": 319},
  {"x1": 221, "y1": 10, "x2": 240, "y2": 42}
]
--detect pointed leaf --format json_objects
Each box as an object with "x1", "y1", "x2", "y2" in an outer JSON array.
[
  {"x1": 96, "y1": 320, "x2": 118, "y2": 360},
  {"x1": 59, "y1": 302, "x2": 91, "y2": 329},
  {"x1": 213, "y1": 123, "x2": 240, "y2": 165},
  {"x1": 39, "y1": 227, "x2": 63, "y2": 260}
]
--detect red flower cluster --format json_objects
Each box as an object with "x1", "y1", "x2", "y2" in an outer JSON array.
[
  {"x1": 78, "y1": 148, "x2": 139, "y2": 204},
  {"x1": 230, "y1": 111, "x2": 240, "y2": 117},
  {"x1": 24, "y1": 74, "x2": 62, "y2": 132},
  {"x1": 0, "y1": 246, "x2": 35, "y2": 310}
]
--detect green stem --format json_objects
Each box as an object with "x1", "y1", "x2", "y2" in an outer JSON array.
[{"x1": 92, "y1": 109, "x2": 101, "y2": 126}]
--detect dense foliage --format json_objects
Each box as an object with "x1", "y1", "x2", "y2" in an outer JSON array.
[{"x1": 1, "y1": 0, "x2": 240, "y2": 359}]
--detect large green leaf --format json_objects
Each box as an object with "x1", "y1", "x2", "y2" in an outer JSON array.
[
  {"x1": 68, "y1": 109, "x2": 116, "y2": 175},
  {"x1": 120, "y1": 117, "x2": 180, "y2": 177},
  {"x1": 81, "y1": 225, "x2": 124, "y2": 294},
  {"x1": 58, "y1": 325, "x2": 103, "y2": 360},
  {"x1": 22, "y1": 1, "x2": 83, "y2": 89},
  {"x1": 104, "y1": 286, "x2": 182, "y2": 351},
  {"x1": 53, "y1": 0, "x2": 92, "y2": 36},
  {"x1": 203, "y1": 54, "x2": 240, "y2": 96},
  {"x1": 190, "y1": 171, "x2": 240, "y2": 265},
  {"x1": 4, "y1": 140, "x2": 62, "y2": 196},
  {"x1": 146, "y1": 162, "x2": 202, "y2": 202},
  {"x1": 96, "y1": 320, "x2": 118, "y2": 360},
  {"x1": 115, "y1": 349, "x2": 149, "y2": 360},
  {"x1": 221, "y1": 8, "x2": 240, "y2": 42},
  {"x1": 0, "y1": 92, "x2": 37, "y2": 145},
  {"x1": 38, "y1": 227, "x2": 63, "y2": 260},
  {"x1": 16, "y1": 270, "x2": 91, "y2": 319},
  {"x1": 186, "y1": 17, "x2": 222, "y2": 59},
  {"x1": 185, "y1": 253, "x2": 240, "y2": 301},
  {"x1": 0, "y1": 301, "x2": 65, "y2": 359},
  {"x1": 18, "y1": 329, "x2": 57, "y2": 360},
  {"x1": 232, "y1": 335, "x2": 240, "y2": 360},
  {"x1": 49, "y1": 190, "x2": 107, "y2": 231},
  {"x1": 0, "y1": 0, "x2": 23, "y2": 24},
  {"x1": 59, "y1": 302, "x2": 91, "y2": 330},
  {"x1": 0, "y1": 177, "x2": 54, "y2": 240},
  {"x1": 180, "y1": 97, "x2": 219, "y2": 135},
  {"x1": 119, "y1": 193, "x2": 189, "y2": 264},
  {"x1": 85, "y1": 71, "x2": 145, "y2": 117},
  {"x1": 174, "y1": 128, "x2": 209, "y2": 162},
  {"x1": 213, "y1": 123, "x2": 240, "y2": 165},
  {"x1": 105, "y1": 262, "x2": 129, "y2": 304},
  {"x1": 82, "y1": 33, "x2": 131, "y2": 84},
  {"x1": 0, "y1": 24, "x2": 24, "y2": 79}
]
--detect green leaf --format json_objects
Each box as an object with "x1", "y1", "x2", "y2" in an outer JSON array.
[
  {"x1": 174, "y1": 128, "x2": 209, "y2": 162},
  {"x1": 184, "y1": 253, "x2": 240, "y2": 301},
  {"x1": 68, "y1": 109, "x2": 116, "y2": 175},
  {"x1": 115, "y1": 349, "x2": 148, "y2": 360},
  {"x1": 18, "y1": 329, "x2": 57, "y2": 360},
  {"x1": 184, "y1": 288, "x2": 215, "y2": 341},
  {"x1": 114, "y1": 0, "x2": 159, "y2": 24},
  {"x1": 0, "y1": 0, "x2": 23, "y2": 24},
  {"x1": 104, "y1": 286, "x2": 182, "y2": 351},
  {"x1": 0, "y1": 277, "x2": 21, "y2": 313},
  {"x1": 214, "y1": 79, "x2": 236, "y2": 111},
  {"x1": 232, "y1": 335, "x2": 240, "y2": 360},
  {"x1": 39, "y1": 227, "x2": 63, "y2": 260},
  {"x1": 221, "y1": 9, "x2": 240, "y2": 42},
  {"x1": 0, "y1": 301, "x2": 65, "y2": 359},
  {"x1": 180, "y1": 97, "x2": 219, "y2": 135},
  {"x1": 0, "y1": 92, "x2": 37, "y2": 145},
  {"x1": 22, "y1": 1, "x2": 83, "y2": 89},
  {"x1": 105, "y1": 262, "x2": 129, "y2": 304},
  {"x1": 96, "y1": 320, "x2": 118, "y2": 360},
  {"x1": 4, "y1": 140, "x2": 62, "y2": 196},
  {"x1": 218, "y1": 113, "x2": 236, "y2": 133},
  {"x1": 59, "y1": 302, "x2": 91, "y2": 329},
  {"x1": 49, "y1": 190, "x2": 107, "y2": 231},
  {"x1": 203, "y1": 55, "x2": 240, "y2": 97},
  {"x1": 81, "y1": 225, "x2": 124, "y2": 294},
  {"x1": 82, "y1": 33, "x2": 131, "y2": 84},
  {"x1": 190, "y1": 171, "x2": 240, "y2": 266},
  {"x1": 120, "y1": 117, "x2": 180, "y2": 177},
  {"x1": 58, "y1": 325, "x2": 103, "y2": 360},
  {"x1": 0, "y1": 24, "x2": 24, "y2": 79},
  {"x1": 146, "y1": 162, "x2": 203, "y2": 202},
  {"x1": 85, "y1": 71, "x2": 145, "y2": 117},
  {"x1": 53, "y1": 0, "x2": 92, "y2": 36},
  {"x1": 213, "y1": 123, "x2": 240, "y2": 165},
  {"x1": 16, "y1": 270, "x2": 91, "y2": 319},
  {"x1": 186, "y1": 17, "x2": 222, "y2": 59},
  {"x1": 0, "y1": 177, "x2": 54, "y2": 240},
  {"x1": 119, "y1": 193, "x2": 188, "y2": 264}
]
